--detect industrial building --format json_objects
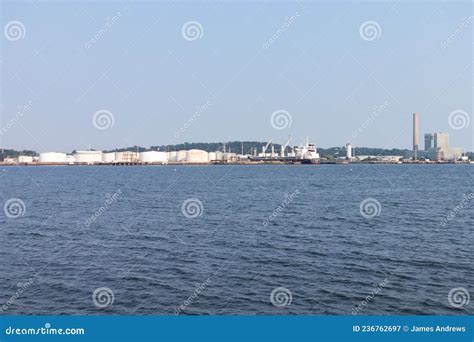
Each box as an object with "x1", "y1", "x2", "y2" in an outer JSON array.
[
  {"x1": 412, "y1": 113, "x2": 463, "y2": 161},
  {"x1": 420, "y1": 132, "x2": 462, "y2": 161}
]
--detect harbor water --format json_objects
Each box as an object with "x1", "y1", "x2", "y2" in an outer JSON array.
[{"x1": 0, "y1": 165, "x2": 472, "y2": 315}]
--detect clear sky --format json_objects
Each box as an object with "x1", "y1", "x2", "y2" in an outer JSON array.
[{"x1": 1, "y1": 0, "x2": 472, "y2": 152}]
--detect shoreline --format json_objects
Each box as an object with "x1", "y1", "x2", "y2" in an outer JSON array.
[{"x1": 1, "y1": 161, "x2": 473, "y2": 167}]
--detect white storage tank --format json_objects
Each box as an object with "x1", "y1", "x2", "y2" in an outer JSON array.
[
  {"x1": 208, "y1": 152, "x2": 217, "y2": 161},
  {"x1": 74, "y1": 151, "x2": 103, "y2": 164},
  {"x1": 115, "y1": 151, "x2": 139, "y2": 163},
  {"x1": 102, "y1": 152, "x2": 116, "y2": 163},
  {"x1": 223, "y1": 153, "x2": 235, "y2": 161},
  {"x1": 186, "y1": 149, "x2": 209, "y2": 163},
  {"x1": 18, "y1": 156, "x2": 33, "y2": 163},
  {"x1": 39, "y1": 152, "x2": 67, "y2": 164},
  {"x1": 66, "y1": 155, "x2": 76, "y2": 165},
  {"x1": 139, "y1": 151, "x2": 168, "y2": 164},
  {"x1": 177, "y1": 150, "x2": 187, "y2": 162},
  {"x1": 167, "y1": 151, "x2": 178, "y2": 162},
  {"x1": 215, "y1": 151, "x2": 224, "y2": 161}
]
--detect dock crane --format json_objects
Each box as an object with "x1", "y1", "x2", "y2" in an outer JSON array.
[
  {"x1": 281, "y1": 135, "x2": 292, "y2": 157},
  {"x1": 262, "y1": 138, "x2": 272, "y2": 157}
]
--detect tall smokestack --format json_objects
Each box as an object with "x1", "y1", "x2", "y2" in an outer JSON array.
[{"x1": 413, "y1": 112, "x2": 419, "y2": 160}]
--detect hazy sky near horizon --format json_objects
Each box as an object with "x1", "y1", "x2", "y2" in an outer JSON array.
[{"x1": 1, "y1": 0, "x2": 472, "y2": 152}]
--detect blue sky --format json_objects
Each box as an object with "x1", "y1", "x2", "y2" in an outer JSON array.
[{"x1": 1, "y1": 0, "x2": 472, "y2": 152}]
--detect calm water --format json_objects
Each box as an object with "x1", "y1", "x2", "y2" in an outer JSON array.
[{"x1": 0, "y1": 165, "x2": 472, "y2": 315}]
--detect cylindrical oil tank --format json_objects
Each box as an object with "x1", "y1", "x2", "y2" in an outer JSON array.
[
  {"x1": 115, "y1": 151, "x2": 139, "y2": 163},
  {"x1": 208, "y1": 152, "x2": 217, "y2": 161},
  {"x1": 74, "y1": 151, "x2": 103, "y2": 164},
  {"x1": 177, "y1": 150, "x2": 187, "y2": 162},
  {"x1": 167, "y1": 151, "x2": 178, "y2": 162},
  {"x1": 186, "y1": 149, "x2": 209, "y2": 163},
  {"x1": 66, "y1": 155, "x2": 75, "y2": 164},
  {"x1": 139, "y1": 151, "x2": 168, "y2": 163},
  {"x1": 215, "y1": 151, "x2": 224, "y2": 161},
  {"x1": 39, "y1": 152, "x2": 67, "y2": 164},
  {"x1": 102, "y1": 152, "x2": 116, "y2": 163},
  {"x1": 223, "y1": 153, "x2": 235, "y2": 161},
  {"x1": 18, "y1": 156, "x2": 33, "y2": 163}
]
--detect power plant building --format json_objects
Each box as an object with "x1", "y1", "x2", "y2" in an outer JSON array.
[
  {"x1": 424, "y1": 133, "x2": 434, "y2": 150},
  {"x1": 413, "y1": 112, "x2": 419, "y2": 159}
]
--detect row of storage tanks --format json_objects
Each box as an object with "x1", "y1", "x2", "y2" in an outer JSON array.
[{"x1": 31, "y1": 150, "x2": 238, "y2": 164}]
